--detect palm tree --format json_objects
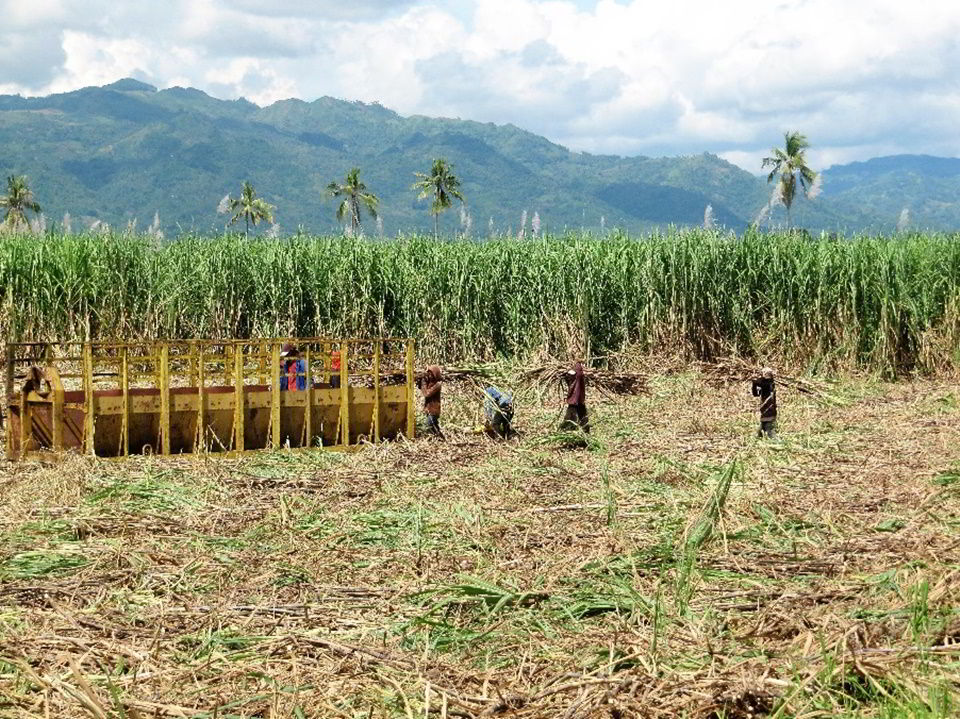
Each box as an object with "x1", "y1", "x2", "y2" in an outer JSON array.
[
  {"x1": 227, "y1": 181, "x2": 275, "y2": 236},
  {"x1": 1, "y1": 175, "x2": 41, "y2": 231},
  {"x1": 762, "y1": 132, "x2": 817, "y2": 227},
  {"x1": 412, "y1": 158, "x2": 465, "y2": 238},
  {"x1": 327, "y1": 168, "x2": 379, "y2": 236}
]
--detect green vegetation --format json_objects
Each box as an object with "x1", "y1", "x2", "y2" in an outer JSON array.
[
  {"x1": 763, "y1": 131, "x2": 819, "y2": 226},
  {"x1": 327, "y1": 167, "x2": 379, "y2": 236},
  {"x1": 0, "y1": 80, "x2": 886, "y2": 235},
  {"x1": 820, "y1": 155, "x2": 960, "y2": 231},
  {"x1": 1, "y1": 372, "x2": 957, "y2": 716},
  {"x1": 0, "y1": 175, "x2": 41, "y2": 231},
  {"x1": 2, "y1": 230, "x2": 959, "y2": 375},
  {"x1": 411, "y1": 157, "x2": 465, "y2": 238},
  {"x1": 224, "y1": 181, "x2": 275, "y2": 235}
]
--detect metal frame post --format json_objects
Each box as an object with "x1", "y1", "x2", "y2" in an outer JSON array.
[
  {"x1": 271, "y1": 343, "x2": 281, "y2": 448},
  {"x1": 196, "y1": 345, "x2": 206, "y2": 451},
  {"x1": 83, "y1": 343, "x2": 95, "y2": 456},
  {"x1": 18, "y1": 390, "x2": 31, "y2": 460},
  {"x1": 160, "y1": 344, "x2": 171, "y2": 455},
  {"x1": 234, "y1": 347, "x2": 245, "y2": 451},
  {"x1": 4, "y1": 344, "x2": 14, "y2": 460},
  {"x1": 323, "y1": 342, "x2": 331, "y2": 384},
  {"x1": 304, "y1": 347, "x2": 313, "y2": 448},
  {"x1": 49, "y1": 367, "x2": 64, "y2": 453},
  {"x1": 373, "y1": 343, "x2": 381, "y2": 443},
  {"x1": 188, "y1": 340, "x2": 198, "y2": 387},
  {"x1": 259, "y1": 341, "x2": 268, "y2": 385},
  {"x1": 121, "y1": 348, "x2": 130, "y2": 456},
  {"x1": 339, "y1": 343, "x2": 349, "y2": 446},
  {"x1": 405, "y1": 339, "x2": 416, "y2": 439}
]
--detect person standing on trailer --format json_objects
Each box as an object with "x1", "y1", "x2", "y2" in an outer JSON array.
[
  {"x1": 279, "y1": 343, "x2": 307, "y2": 391},
  {"x1": 560, "y1": 361, "x2": 589, "y2": 433},
  {"x1": 330, "y1": 348, "x2": 342, "y2": 388},
  {"x1": 419, "y1": 365, "x2": 444, "y2": 438},
  {"x1": 751, "y1": 366, "x2": 777, "y2": 438}
]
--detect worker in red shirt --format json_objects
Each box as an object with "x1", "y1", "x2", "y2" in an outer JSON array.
[
  {"x1": 419, "y1": 365, "x2": 444, "y2": 438},
  {"x1": 329, "y1": 348, "x2": 342, "y2": 388},
  {"x1": 279, "y1": 343, "x2": 306, "y2": 391}
]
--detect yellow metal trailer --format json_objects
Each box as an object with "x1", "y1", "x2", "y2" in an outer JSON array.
[{"x1": 4, "y1": 338, "x2": 417, "y2": 460}]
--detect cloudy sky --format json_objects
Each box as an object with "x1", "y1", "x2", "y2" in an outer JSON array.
[{"x1": 2, "y1": 0, "x2": 959, "y2": 171}]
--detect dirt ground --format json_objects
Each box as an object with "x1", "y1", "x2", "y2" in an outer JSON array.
[{"x1": 1, "y1": 371, "x2": 958, "y2": 718}]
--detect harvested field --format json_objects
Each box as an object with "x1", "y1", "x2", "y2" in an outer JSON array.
[{"x1": 1, "y1": 370, "x2": 958, "y2": 717}]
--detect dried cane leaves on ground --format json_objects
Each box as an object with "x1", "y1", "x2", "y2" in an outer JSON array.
[{"x1": 0, "y1": 372, "x2": 958, "y2": 718}]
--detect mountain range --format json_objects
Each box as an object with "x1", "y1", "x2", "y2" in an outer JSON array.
[{"x1": 0, "y1": 78, "x2": 956, "y2": 235}]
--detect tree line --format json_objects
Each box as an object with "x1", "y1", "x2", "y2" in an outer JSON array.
[
  {"x1": 216, "y1": 157, "x2": 465, "y2": 238},
  {"x1": 1, "y1": 134, "x2": 816, "y2": 235}
]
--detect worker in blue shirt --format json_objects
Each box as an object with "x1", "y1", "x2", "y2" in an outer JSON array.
[
  {"x1": 279, "y1": 343, "x2": 307, "y2": 391},
  {"x1": 483, "y1": 386, "x2": 516, "y2": 438}
]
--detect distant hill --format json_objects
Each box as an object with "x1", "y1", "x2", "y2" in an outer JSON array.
[
  {"x1": 0, "y1": 80, "x2": 953, "y2": 235},
  {"x1": 819, "y1": 155, "x2": 960, "y2": 231}
]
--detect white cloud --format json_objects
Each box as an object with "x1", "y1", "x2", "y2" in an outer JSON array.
[{"x1": 0, "y1": 0, "x2": 958, "y2": 169}]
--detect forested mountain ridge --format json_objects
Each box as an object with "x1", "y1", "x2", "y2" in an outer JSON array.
[{"x1": 0, "y1": 79, "x2": 951, "y2": 234}]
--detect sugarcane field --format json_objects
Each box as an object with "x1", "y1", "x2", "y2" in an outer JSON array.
[{"x1": 0, "y1": 231, "x2": 958, "y2": 718}]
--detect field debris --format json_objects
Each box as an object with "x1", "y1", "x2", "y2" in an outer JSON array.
[{"x1": 0, "y1": 372, "x2": 958, "y2": 717}]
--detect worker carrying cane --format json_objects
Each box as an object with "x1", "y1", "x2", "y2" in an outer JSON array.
[
  {"x1": 418, "y1": 365, "x2": 444, "y2": 438},
  {"x1": 560, "y1": 361, "x2": 589, "y2": 433},
  {"x1": 751, "y1": 366, "x2": 777, "y2": 439}
]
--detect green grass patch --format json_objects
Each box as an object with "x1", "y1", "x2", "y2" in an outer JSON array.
[
  {"x1": 87, "y1": 468, "x2": 202, "y2": 514},
  {"x1": 0, "y1": 549, "x2": 88, "y2": 580}
]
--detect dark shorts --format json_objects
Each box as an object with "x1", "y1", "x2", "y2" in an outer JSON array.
[
  {"x1": 486, "y1": 414, "x2": 515, "y2": 439},
  {"x1": 561, "y1": 404, "x2": 590, "y2": 433},
  {"x1": 425, "y1": 414, "x2": 442, "y2": 435}
]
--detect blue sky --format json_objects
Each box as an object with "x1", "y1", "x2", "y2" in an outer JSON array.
[{"x1": 1, "y1": 0, "x2": 958, "y2": 171}]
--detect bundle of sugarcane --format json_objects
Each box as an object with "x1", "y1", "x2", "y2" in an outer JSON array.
[
  {"x1": 696, "y1": 357, "x2": 842, "y2": 403},
  {"x1": 433, "y1": 364, "x2": 498, "y2": 383},
  {"x1": 521, "y1": 363, "x2": 649, "y2": 396},
  {"x1": 363, "y1": 364, "x2": 496, "y2": 387}
]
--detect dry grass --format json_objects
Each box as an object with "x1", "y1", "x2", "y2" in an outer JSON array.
[{"x1": 1, "y1": 370, "x2": 958, "y2": 718}]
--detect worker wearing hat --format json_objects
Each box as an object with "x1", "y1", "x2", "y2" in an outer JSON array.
[
  {"x1": 279, "y1": 343, "x2": 307, "y2": 391},
  {"x1": 751, "y1": 366, "x2": 777, "y2": 439}
]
